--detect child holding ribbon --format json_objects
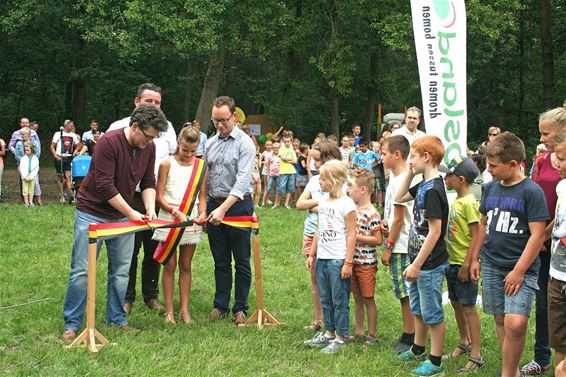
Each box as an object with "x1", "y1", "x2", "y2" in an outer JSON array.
[{"x1": 152, "y1": 127, "x2": 207, "y2": 324}]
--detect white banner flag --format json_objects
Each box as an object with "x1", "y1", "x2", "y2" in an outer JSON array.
[{"x1": 411, "y1": 0, "x2": 467, "y2": 163}]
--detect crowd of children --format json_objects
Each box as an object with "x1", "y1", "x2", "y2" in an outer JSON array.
[{"x1": 290, "y1": 106, "x2": 566, "y2": 377}]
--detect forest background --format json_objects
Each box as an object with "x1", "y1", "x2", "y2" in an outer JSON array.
[{"x1": 0, "y1": 0, "x2": 564, "y2": 152}]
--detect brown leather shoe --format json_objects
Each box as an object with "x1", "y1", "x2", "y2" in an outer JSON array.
[
  {"x1": 119, "y1": 324, "x2": 141, "y2": 333},
  {"x1": 61, "y1": 329, "x2": 77, "y2": 341},
  {"x1": 206, "y1": 308, "x2": 226, "y2": 322},
  {"x1": 124, "y1": 301, "x2": 133, "y2": 315},
  {"x1": 145, "y1": 298, "x2": 164, "y2": 312},
  {"x1": 233, "y1": 311, "x2": 247, "y2": 325}
]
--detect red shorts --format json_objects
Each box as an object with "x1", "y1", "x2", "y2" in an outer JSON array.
[{"x1": 351, "y1": 264, "x2": 377, "y2": 298}]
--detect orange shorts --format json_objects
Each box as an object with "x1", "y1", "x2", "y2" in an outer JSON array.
[
  {"x1": 351, "y1": 264, "x2": 377, "y2": 298},
  {"x1": 302, "y1": 234, "x2": 314, "y2": 256}
]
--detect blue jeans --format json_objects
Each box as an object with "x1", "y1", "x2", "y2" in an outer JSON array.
[
  {"x1": 207, "y1": 199, "x2": 253, "y2": 314},
  {"x1": 316, "y1": 259, "x2": 351, "y2": 337},
  {"x1": 63, "y1": 209, "x2": 134, "y2": 330}
]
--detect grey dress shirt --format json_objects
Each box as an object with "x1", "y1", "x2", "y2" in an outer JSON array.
[{"x1": 205, "y1": 127, "x2": 255, "y2": 200}]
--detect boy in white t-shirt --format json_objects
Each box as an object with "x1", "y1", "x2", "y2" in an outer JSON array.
[{"x1": 380, "y1": 135, "x2": 415, "y2": 354}]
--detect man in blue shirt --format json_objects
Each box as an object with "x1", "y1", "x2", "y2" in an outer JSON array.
[{"x1": 205, "y1": 96, "x2": 256, "y2": 325}]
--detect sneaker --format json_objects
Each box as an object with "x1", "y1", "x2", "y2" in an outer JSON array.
[
  {"x1": 303, "y1": 331, "x2": 335, "y2": 348},
  {"x1": 145, "y1": 298, "x2": 164, "y2": 312},
  {"x1": 207, "y1": 308, "x2": 226, "y2": 322},
  {"x1": 394, "y1": 337, "x2": 413, "y2": 354},
  {"x1": 284, "y1": 205, "x2": 291, "y2": 209},
  {"x1": 412, "y1": 360, "x2": 444, "y2": 376},
  {"x1": 233, "y1": 311, "x2": 247, "y2": 325},
  {"x1": 61, "y1": 328, "x2": 77, "y2": 341},
  {"x1": 520, "y1": 360, "x2": 551, "y2": 375},
  {"x1": 398, "y1": 349, "x2": 428, "y2": 362},
  {"x1": 321, "y1": 339, "x2": 346, "y2": 354}
]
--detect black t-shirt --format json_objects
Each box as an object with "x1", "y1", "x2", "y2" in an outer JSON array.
[
  {"x1": 480, "y1": 178, "x2": 549, "y2": 275},
  {"x1": 408, "y1": 177, "x2": 449, "y2": 270},
  {"x1": 298, "y1": 155, "x2": 308, "y2": 175}
]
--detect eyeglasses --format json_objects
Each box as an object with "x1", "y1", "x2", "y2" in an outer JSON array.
[
  {"x1": 140, "y1": 127, "x2": 159, "y2": 141},
  {"x1": 489, "y1": 133, "x2": 499, "y2": 137},
  {"x1": 211, "y1": 117, "x2": 231, "y2": 126}
]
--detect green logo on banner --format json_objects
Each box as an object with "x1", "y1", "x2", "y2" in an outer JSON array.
[{"x1": 433, "y1": 0, "x2": 450, "y2": 19}]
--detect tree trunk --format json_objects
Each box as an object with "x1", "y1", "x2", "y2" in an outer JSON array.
[
  {"x1": 540, "y1": 0, "x2": 555, "y2": 109},
  {"x1": 365, "y1": 51, "x2": 379, "y2": 141},
  {"x1": 195, "y1": 47, "x2": 226, "y2": 134},
  {"x1": 518, "y1": 7, "x2": 525, "y2": 129},
  {"x1": 67, "y1": 36, "x2": 87, "y2": 126},
  {"x1": 183, "y1": 57, "x2": 193, "y2": 123},
  {"x1": 330, "y1": 90, "x2": 340, "y2": 136}
]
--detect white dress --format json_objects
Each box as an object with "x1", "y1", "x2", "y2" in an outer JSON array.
[{"x1": 152, "y1": 156, "x2": 202, "y2": 246}]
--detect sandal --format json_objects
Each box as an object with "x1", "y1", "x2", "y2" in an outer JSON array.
[
  {"x1": 442, "y1": 342, "x2": 471, "y2": 360},
  {"x1": 303, "y1": 321, "x2": 323, "y2": 332},
  {"x1": 363, "y1": 335, "x2": 379, "y2": 347},
  {"x1": 179, "y1": 311, "x2": 192, "y2": 324},
  {"x1": 457, "y1": 355, "x2": 485, "y2": 373},
  {"x1": 164, "y1": 312, "x2": 177, "y2": 325}
]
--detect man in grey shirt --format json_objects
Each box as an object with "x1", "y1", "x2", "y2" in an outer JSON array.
[{"x1": 205, "y1": 96, "x2": 255, "y2": 325}]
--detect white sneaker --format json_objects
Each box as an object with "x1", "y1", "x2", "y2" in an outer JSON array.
[
  {"x1": 303, "y1": 332, "x2": 334, "y2": 347},
  {"x1": 321, "y1": 339, "x2": 346, "y2": 354}
]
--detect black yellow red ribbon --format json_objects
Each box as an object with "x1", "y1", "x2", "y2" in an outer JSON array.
[{"x1": 153, "y1": 158, "x2": 207, "y2": 264}]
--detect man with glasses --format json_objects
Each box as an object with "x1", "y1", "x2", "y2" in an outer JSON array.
[
  {"x1": 392, "y1": 107, "x2": 426, "y2": 146},
  {"x1": 205, "y1": 96, "x2": 256, "y2": 325},
  {"x1": 61, "y1": 104, "x2": 168, "y2": 341},
  {"x1": 107, "y1": 83, "x2": 177, "y2": 315}
]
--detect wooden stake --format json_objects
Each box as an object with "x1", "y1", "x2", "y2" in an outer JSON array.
[
  {"x1": 244, "y1": 230, "x2": 280, "y2": 329},
  {"x1": 66, "y1": 231, "x2": 109, "y2": 356}
]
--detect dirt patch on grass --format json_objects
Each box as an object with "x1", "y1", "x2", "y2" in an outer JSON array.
[{"x1": 2, "y1": 166, "x2": 63, "y2": 204}]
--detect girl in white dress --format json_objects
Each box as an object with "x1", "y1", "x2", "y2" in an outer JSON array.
[{"x1": 153, "y1": 127, "x2": 207, "y2": 324}]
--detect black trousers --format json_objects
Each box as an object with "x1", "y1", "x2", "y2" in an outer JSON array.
[
  {"x1": 125, "y1": 192, "x2": 160, "y2": 303},
  {"x1": 207, "y1": 198, "x2": 253, "y2": 314}
]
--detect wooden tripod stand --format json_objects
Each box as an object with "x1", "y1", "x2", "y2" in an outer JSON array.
[
  {"x1": 244, "y1": 229, "x2": 280, "y2": 329},
  {"x1": 66, "y1": 228, "x2": 110, "y2": 356}
]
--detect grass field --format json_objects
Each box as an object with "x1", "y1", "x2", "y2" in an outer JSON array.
[{"x1": 0, "y1": 203, "x2": 541, "y2": 376}]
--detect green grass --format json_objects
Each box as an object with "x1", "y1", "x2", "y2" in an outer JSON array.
[{"x1": 0, "y1": 204, "x2": 540, "y2": 376}]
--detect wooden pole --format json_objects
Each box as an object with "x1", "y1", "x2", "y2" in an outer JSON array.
[
  {"x1": 244, "y1": 229, "x2": 280, "y2": 329},
  {"x1": 66, "y1": 225, "x2": 109, "y2": 355}
]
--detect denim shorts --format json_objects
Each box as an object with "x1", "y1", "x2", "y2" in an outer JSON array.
[
  {"x1": 277, "y1": 173, "x2": 295, "y2": 194},
  {"x1": 409, "y1": 263, "x2": 447, "y2": 325},
  {"x1": 446, "y1": 264, "x2": 478, "y2": 305},
  {"x1": 389, "y1": 253, "x2": 410, "y2": 300},
  {"x1": 266, "y1": 176, "x2": 278, "y2": 192},
  {"x1": 481, "y1": 257, "x2": 538, "y2": 317}
]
